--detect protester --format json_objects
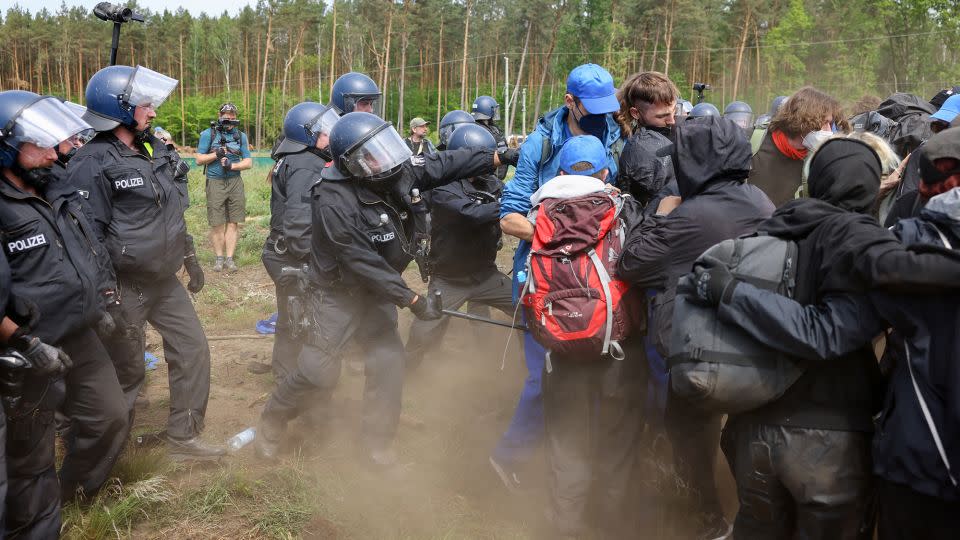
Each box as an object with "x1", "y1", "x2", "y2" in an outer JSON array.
[
  {"x1": 405, "y1": 117, "x2": 436, "y2": 156},
  {"x1": 618, "y1": 115, "x2": 774, "y2": 537}
]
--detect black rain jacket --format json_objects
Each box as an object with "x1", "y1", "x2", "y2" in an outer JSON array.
[
  {"x1": 427, "y1": 174, "x2": 503, "y2": 279},
  {"x1": 267, "y1": 148, "x2": 328, "y2": 262}
]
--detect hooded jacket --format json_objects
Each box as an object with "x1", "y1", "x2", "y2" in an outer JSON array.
[
  {"x1": 719, "y1": 139, "x2": 960, "y2": 431},
  {"x1": 618, "y1": 116, "x2": 774, "y2": 357},
  {"x1": 617, "y1": 127, "x2": 678, "y2": 213}
]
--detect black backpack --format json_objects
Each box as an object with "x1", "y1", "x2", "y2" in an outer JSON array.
[
  {"x1": 669, "y1": 234, "x2": 805, "y2": 414},
  {"x1": 876, "y1": 93, "x2": 936, "y2": 157}
]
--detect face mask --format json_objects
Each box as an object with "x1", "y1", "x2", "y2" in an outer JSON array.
[
  {"x1": 571, "y1": 105, "x2": 609, "y2": 141},
  {"x1": 648, "y1": 124, "x2": 673, "y2": 139},
  {"x1": 802, "y1": 130, "x2": 833, "y2": 152}
]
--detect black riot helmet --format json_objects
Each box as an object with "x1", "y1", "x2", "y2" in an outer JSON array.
[
  {"x1": 322, "y1": 111, "x2": 412, "y2": 185},
  {"x1": 723, "y1": 100, "x2": 755, "y2": 138},
  {"x1": 438, "y1": 110, "x2": 476, "y2": 147},
  {"x1": 688, "y1": 102, "x2": 720, "y2": 119},
  {"x1": 769, "y1": 95, "x2": 789, "y2": 117},
  {"x1": 331, "y1": 72, "x2": 382, "y2": 116},
  {"x1": 447, "y1": 123, "x2": 497, "y2": 151}
]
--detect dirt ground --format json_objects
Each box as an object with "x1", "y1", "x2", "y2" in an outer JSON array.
[{"x1": 72, "y1": 236, "x2": 736, "y2": 539}]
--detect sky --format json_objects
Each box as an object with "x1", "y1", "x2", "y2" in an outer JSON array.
[{"x1": 0, "y1": 0, "x2": 259, "y2": 17}]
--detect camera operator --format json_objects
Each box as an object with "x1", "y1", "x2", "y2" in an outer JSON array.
[{"x1": 196, "y1": 103, "x2": 252, "y2": 273}]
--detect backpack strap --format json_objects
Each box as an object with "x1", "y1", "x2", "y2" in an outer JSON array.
[
  {"x1": 586, "y1": 248, "x2": 624, "y2": 361},
  {"x1": 930, "y1": 222, "x2": 954, "y2": 249},
  {"x1": 905, "y1": 345, "x2": 958, "y2": 487}
]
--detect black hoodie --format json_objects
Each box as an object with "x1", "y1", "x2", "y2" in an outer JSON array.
[
  {"x1": 618, "y1": 116, "x2": 774, "y2": 357},
  {"x1": 733, "y1": 138, "x2": 960, "y2": 430}
]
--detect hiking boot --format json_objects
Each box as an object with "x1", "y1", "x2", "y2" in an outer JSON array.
[
  {"x1": 247, "y1": 360, "x2": 272, "y2": 375},
  {"x1": 224, "y1": 257, "x2": 239, "y2": 274},
  {"x1": 213, "y1": 257, "x2": 224, "y2": 272},
  {"x1": 489, "y1": 455, "x2": 521, "y2": 494},
  {"x1": 165, "y1": 435, "x2": 227, "y2": 461}
]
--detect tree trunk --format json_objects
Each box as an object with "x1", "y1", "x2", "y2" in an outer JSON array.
[
  {"x1": 381, "y1": 4, "x2": 394, "y2": 119},
  {"x1": 533, "y1": 11, "x2": 563, "y2": 123},
  {"x1": 663, "y1": 0, "x2": 676, "y2": 76},
  {"x1": 328, "y1": 1, "x2": 337, "y2": 100},
  {"x1": 731, "y1": 5, "x2": 752, "y2": 99},
  {"x1": 507, "y1": 21, "x2": 531, "y2": 137},
  {"x1": 396, "y1": 0, "x2": 410, "y2": 128},
  {"x1": 435, "y1": 15, "x2": 444, "y2": 127},
  {"x1": 650, "y1": 22, "x2": 660, "y2": 72},
  {"x1": 281, "y1": 25, "x2": 306, "y2": 111},
  {"x1": 179, "y1": 34, "x2": 186, "y2": 146},
  {"x1": 459, "y1": 0, "x2": 473, "y2": 110},
  {"x1": 257, "y1": 14, "x2": 274, "y2": 149}
]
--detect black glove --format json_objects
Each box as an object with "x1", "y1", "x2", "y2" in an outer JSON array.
[
  {"x1": 184, "y1": 236, "x2": 204, "y2": 293},
  {"x1": 18, "y1": 336, "x2": 72, "y2": 376},
  {"x1": 222, "y1": 158, "x2": 233, "y2": 171},
  {"x1": 103, "y1": 291, "x2": 130, "y2": 336},
  {"x1": 498, "y1": 148, "x2": 520, "y2": 167},
  {"x1": 408, "y1": 294, "x2": 442, "y2": 321},
  {"x1": 95, "y1": 311, "x2": 116, "y2": 338},
  {"x1": 277, "y1": 265, "x2": 308, "y2": 294},
  {"x1": 215, "y1": 147, "x2": 227, "y2": 159},
  {"x1": 691, "y1": 255, "x2": 739, "y2": 306}
]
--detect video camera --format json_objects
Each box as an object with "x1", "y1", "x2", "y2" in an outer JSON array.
[
  {"x1": 693, "y1": 83, "x2": 712, "y2": 104},
  {"x1": 93, "y1": 2, "x2": 144, "y2": 24},
  {"x1": 210, "y1": 119, "x2": 240, "y2": 132}
]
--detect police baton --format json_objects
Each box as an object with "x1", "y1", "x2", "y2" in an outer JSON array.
[{"x1": 434, "y1": 290, "x2": 527, "y2": 331}]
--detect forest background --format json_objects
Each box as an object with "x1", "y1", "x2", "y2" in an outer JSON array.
[{"x1": 1, "y1": 0, "x2": 958, "y2": 150}]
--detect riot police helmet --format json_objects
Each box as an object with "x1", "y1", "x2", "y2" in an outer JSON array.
[
  {"x1": 0, "y1": 90, "x2": 92, "y2": 168},
  {"x1": 447, "y1": 123, "x2": 497, "y2": 151},
  {"x1": 471, "y1": 96, "x2": 500, "y2": 121},
  {"x1": 769, "y1": 95, "x2": 789, "y2": 117},
  {"x1": 331, "y1": 72, "x2": 382, "y2": 115},
  {"x1": 438, "y1": 110, "x2": 476, "y2": 147},
  {"x1": 322, "y1": 111, "x2": 412, "y2": 184},
  {"x1": 723, "y1": 100, "x2": 755, "y2": 137},
  {"x1": 688, "y1": 102, "x2": 721, "y2": 119},
  {"x1": 83, "y1": 65, "x2": 178, "y2": 131},
  {"x1": 276, "y1": 101, "x2": 340, "y2": 159}
]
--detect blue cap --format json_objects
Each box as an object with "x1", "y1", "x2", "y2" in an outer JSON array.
[
  {"x1": 566, "y1": 64, "x2": 619, "y2": 115},
  {"x1": 557, "y1": 135, "x2": 608, "y2": 176},
  {"x1": 931, "y1": 94, "x2": 960, "y2": 123}
]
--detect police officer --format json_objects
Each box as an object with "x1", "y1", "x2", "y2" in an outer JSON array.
[
  {"x1": 255, "y1": 112, "x2": 512, "y2": 465},
  {"x1": 261, "y1": 101, "x2": 339, "y2": 379},
  {"x1": 472, "y1": 96, "x2": 510, "y2": 180},
  {"x1": 724, "y1": 100, "x2": 755, "y2": 139},
  {"x1": 689, "y1": 102, "x2": 721, "y2": 118},
  {"x1": 404, "y1": 124, "x2": 514, "y2": 371},
  {"x1": 331, "y1": 72, "x2": 382, "y2": 115},
  {"x1": 437, "y1": 109, "x2": 476, "y2": 150},
  {"x1": 0, "y1": 91, "x2": 92, "y2": 537},
  {"x1": 66, "y1": 65, "x2": 223, "y2": 460},
  {"x1": 0, "y1": 91, "x2": 130, "y2": 505}
]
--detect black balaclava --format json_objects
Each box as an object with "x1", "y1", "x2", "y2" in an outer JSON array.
[{"x1": 807, "y1": 138, "x2": 882, "y2": 214}]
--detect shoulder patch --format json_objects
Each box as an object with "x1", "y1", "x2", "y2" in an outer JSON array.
[{"x1": 410, "y1": 155, "x2": 426, "y2": 167}]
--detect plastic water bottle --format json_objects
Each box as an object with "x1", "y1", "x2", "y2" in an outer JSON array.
[{"x1": 227, "y1": 427, "x2": 256, "y2": 452}]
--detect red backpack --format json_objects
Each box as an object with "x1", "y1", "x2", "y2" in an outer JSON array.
[{"x1": 521, "y1": 192, "x2": 636, "y2": 370}]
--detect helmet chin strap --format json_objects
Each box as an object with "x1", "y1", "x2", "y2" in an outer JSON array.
[{"x1": 308, "y1": 145, "x2": 332, "y2": 162}]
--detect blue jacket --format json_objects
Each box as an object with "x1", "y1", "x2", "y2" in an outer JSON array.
[{"x1": 500, "y1": 106, "x2": 621, "y2": 293}]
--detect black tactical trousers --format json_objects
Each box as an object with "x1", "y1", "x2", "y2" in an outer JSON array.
[
  {"x1": 261, "y1": 245, "x2": 303, "y2": 380},
  {"x1": 108, "y1": 273, "x2": 211, "y2": 439},
  {"x1": 58, "y1": 327, "x2": 130, "y2": 501},
  {"x1": 877, "y1": 479, "x2": 959, "y2": 540},
  {"x1": 541, "y1": 343, "x2": 646, "y2": 538},
  {"x1": 262, "y1": 288, "x2": 404, "y2": 451},
  {"x1": 5, "y1": 376, "x2": 64, "y2": 540},
  {"x1": 405, "y1": 271, "x2": 515, "y2": 369},
  {"x1": 721, "y1": 422, "x2": 873, "y2": 540}
]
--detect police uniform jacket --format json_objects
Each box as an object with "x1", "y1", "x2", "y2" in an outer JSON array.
[
  {"x1": 66, "y1": 132, "x2": 191, "y2": 280},
  {"x1": 479, "y1": 122, "x2": 509, "y2": 180},
  {"x1": 0, "y1": 176, "x2": 114, "y2": 344},
  {"x1": 310, "y1": 147, "x2": 495, "y2": 306},
  {"x1": 427, "y1": 175, "x2": 503, "y2": 279},
  {"x1": 267, "y1": 148, "x2": 328, "y2": 262}
]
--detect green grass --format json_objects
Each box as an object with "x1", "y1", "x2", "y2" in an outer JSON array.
[{"x1": 184, "y1": 164, "x2": 273, "y2": 267}]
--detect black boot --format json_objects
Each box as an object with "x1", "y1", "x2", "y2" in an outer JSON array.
[{"x1": 165, "y1": 434, "x2": 227, "y2": 461}]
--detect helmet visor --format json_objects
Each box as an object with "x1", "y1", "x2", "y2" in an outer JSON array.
[
  {"x1": 343, "y1": 126, "x2": 412, "y2": 178},
  {"x1": 125, "y1": 66, "x2": 178, "y2": 109},
  {"x1": 10, "y1": 97, "x2": 92, "y2": 149},
  {"x1": 472, "y1": 104, "x2": 500, "y2": 121},
  {"x1": 307, "y1": 107, "x2": 341, "y2": 140},
  {"x1": 344, "y1": 94, "x2": 382, "y2": 115},
  {"x1": 725, "y1": 111, "x2": 755, "y2": 130},
  {"x1": 439, "y1": 122, "x2": 470, "y2": 145}
]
